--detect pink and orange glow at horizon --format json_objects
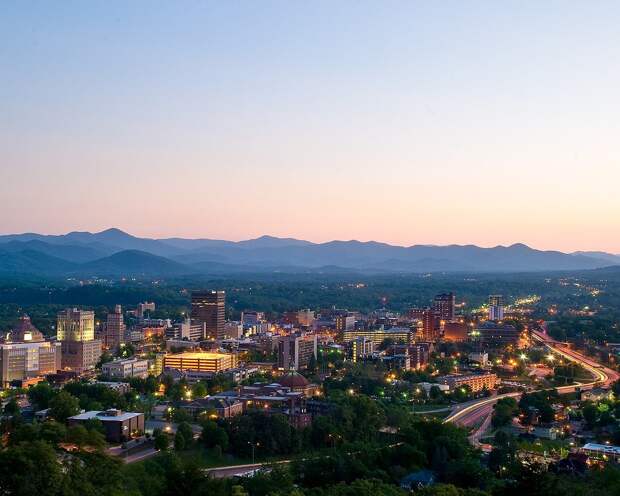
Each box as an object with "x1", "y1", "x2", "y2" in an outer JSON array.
[{"x1": 2, "y1": 2, "x2": 620, "y2": 252}]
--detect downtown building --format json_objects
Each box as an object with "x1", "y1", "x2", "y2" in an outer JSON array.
[
  {"x1": 277, "y1": 333, "x2": 318, "y2": 371},
  {"x1": 101, "y1": 357, "x2": 149, "y2": 379},
  {"x1": 104, "y1": 305, "x2": 126, "y2": 351},
  {"x1": 433, "y1": 292, "x2": 456, "y2": 323},
  {"x1": 166, "y1": 318, "x2": 206, "y2": 341},
  {"x1": 335, "y1": 312, "x2": 356, "y2": 333},
  {"x1": 191, "y1": 290, "x2": 226, "y2": 340},
  {"x1": 342, "y1": 327, "x2": 414, "y2": 346},
  {"x1": 57, "y1": 308, "x2": 102, "y2": 373},
  {"x1": 350, "y1": 336, "x2": 374, "y2": 362},
  {"x1": 408, "y1": 308, "x2": 437, "y2": 341},
  {"x1": 384, "y1": 343, "x2": 430, "y2": 371},
  {"x1": 0, "y1": 315, "x2": 61, "y2": 386},
  {"x1": 488, "y1": 295, "x2": 505, "y2": 321},
  {"x1": 438, "y1": 372, "x2": 498, "y2": 393},
  {"x1": 164, "y1": 351, "x2": 237, "y2": 373},
  {"x1": 474, "y1": 321, "x2": 521, "y2": 347}
]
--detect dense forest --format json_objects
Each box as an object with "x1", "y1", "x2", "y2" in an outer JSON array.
[{"x1": 1, "y1": 268, "x2": 620, "y2": 338}]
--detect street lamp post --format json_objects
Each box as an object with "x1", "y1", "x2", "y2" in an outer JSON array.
[{"x1": 248, "y1": 441, "x2": 260, "y2": 464}]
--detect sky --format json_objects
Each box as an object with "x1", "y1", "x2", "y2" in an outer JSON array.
[{"x1": 2, "y1": 1, "x2": 620, "y2": 252}]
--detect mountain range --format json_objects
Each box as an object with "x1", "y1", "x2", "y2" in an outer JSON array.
[{"x1": 0, "y1": 228, "x2": 619, "y2": 277}]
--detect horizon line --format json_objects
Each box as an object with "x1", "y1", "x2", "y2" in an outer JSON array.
[{"x1": 0, "y1": 227, "x2": 618, "y2": 255}]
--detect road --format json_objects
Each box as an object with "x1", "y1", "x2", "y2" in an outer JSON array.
[
  {"x1": 444, "y1": 326, "x2": 620, "y2": 440},
  {"x1": 531, "y1": 328, "x2": 620, "y2": 390},
  {"x1": 203, "y1": 442, "x2": 404, "y2": 478},
  {"x1": 205, "y1": 460, "x2": 290, "y2": 478},
  {"x1": 444, "y1": 392, "x2": 521, "y2": 427}
]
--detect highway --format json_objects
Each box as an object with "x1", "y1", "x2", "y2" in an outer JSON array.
[
  {"x1": 444, "y1": 326, "x2": 620, "y2": 438},
  {"x1": 198, "y1": 329, "x2": 620, "y2": 477},
  {"x1": 208, "y1": 330, "x2": 620, "y2": 476}
]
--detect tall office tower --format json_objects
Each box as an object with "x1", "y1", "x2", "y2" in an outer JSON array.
[
  {"x1": 104, "y1": 305, "x2": 126, "y2": 351},
  {"x1": 277, "y1": 333, "x2": 318, "y2": 370},
  {"x1": 57, "y1": 308, "x2": 95, "y2": 341},
  {"x1": 57, "y1": 308, "x2": 101, "y2": 373},
  {"x1": 408, "y1": 308, "x2": 437, "y2": 341},
  {"x1": 433, "y1": 293, "x2": 456, "y2": 323},
  {"x1": 191, "y1": 290, "x2": 226, "y2": 340},
  {"x1": 488, "y1": 295, "x2": 505, "y2": 321}
]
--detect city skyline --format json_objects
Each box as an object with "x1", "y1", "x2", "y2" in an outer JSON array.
[
  {"x1": 3, "y1": 2, "x2": 620, "y2": 251},
  {"x1": 3, "y1": 3, "x2": 620, "y2": 495}
]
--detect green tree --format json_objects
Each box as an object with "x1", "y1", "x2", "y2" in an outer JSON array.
[
  {"x1": 582, "y1": 402, "x2": 598, "y2": 427},
  {"x1": 174, "y1": 431, "x2": 186, "y2": 451},
  {"x1": 153, "y1": 428, "x2": 169, "y2": 451},
  {"x1": 202, "y1": 420, "x2": 229, "y2": 451},
  {"x1": 177, "y1": 421, "x2": 194, "y2": 447},
  {"x1": 492, "y1": 397, "x2": 519, "y2": 428},
  {"x1": 3, "y1": 398, "x2": 20, "y2": 416},
  {"x1": 67, "y1": 424, "x2": 90, "y2": 447},
  {"x1": 40, "y1": 421, "x2": 67, "y2": 445},
  {"x1": 27, "y1": 382, "x2": 56, "y2": 409},
  {"x1": 49, "y1": 390, "x2": 80, "y2": 422},
  {"x1": 0, "y1": 441, "x2": 64, "y2": 496},
  {"x1": 192, "y1": 381, "x2": 208, "y2": 398}
]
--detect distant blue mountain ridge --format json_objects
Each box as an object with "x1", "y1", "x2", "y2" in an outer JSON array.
[{"x1": 0, "y1": 228, "x2": 618, "y2": 277}]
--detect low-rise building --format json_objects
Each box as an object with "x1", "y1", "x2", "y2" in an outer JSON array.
[
  {"x1": 101, "y1": 357, "x2": 149, "y2": 379},
  {"x1": 580, "y1": 443, "x2": 620, "y2": 462},
  {"x1": 166, "y1": 319, "x2": 206, "y2": 341},
  {"x1": 438, "y1": 372, "x2": 498, "y2": 392},
  {"x1": 474, "y1": 321, "x2": 521, "y2": 346},
  {"x1": 93, "y1": 381, "x2": 132, "y2": 394},
  {"x1": 67, "y1": 409, "x2": 144, "y2": 443},
  {"x1": 443, "y1": 322, "x2": 469, "y2": 342},
  {"x1": 217, "y1": 387, "x2": 311, "y2": 428},
  {"x1": 178, "y1": 397, "x2": 243, "y2": 419},
  {"x1": 468, "y1": 352, "x2": 489, "y2": 367},
  {"x1": 222, "y1": 322, "x2": 243, "y2": 340},
  {"x1": 386, "y1": 344, "x2": 430, "y2": 370},
  {"x1": 580, "y1": 387, "x2": 614, "y2": 402}
]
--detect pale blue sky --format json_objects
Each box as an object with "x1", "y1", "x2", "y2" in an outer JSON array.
[{"x1": 2, "y1": 1, "x2": 620, "y2": 250}]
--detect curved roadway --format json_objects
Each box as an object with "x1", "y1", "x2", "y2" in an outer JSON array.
[{"x1": 444, "y1": 327, "x2": 619, "y2": 434}]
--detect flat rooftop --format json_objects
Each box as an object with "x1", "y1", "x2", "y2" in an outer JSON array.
[
  {"x1": 69, "y1": 410, "x2": 142, "y2": 422},
  {"x1": 166, "y1": 352, "x2": 233, "y2": 359},
  {"x1": 582, "y1": 443, "x2": 620, "y2": 455}
]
